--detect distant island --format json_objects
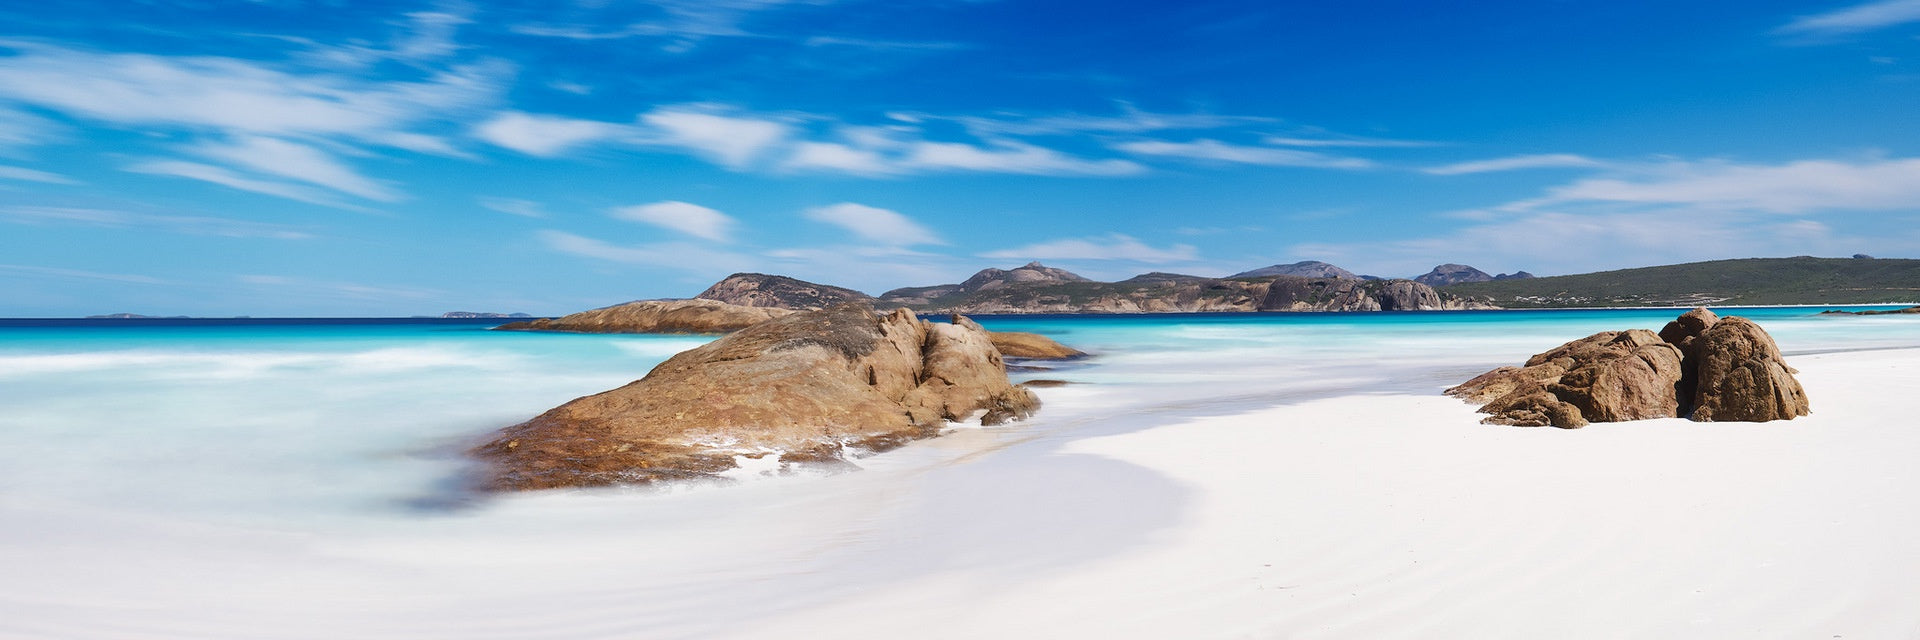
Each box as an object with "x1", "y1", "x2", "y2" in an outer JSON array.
[
  {"x1": 85, "y1": 313, "x2": 192, "y2": 319},
  {"x1": 699, "y1": 262, "x2": 1494, "y2": 314},
  {"x1": 440, "y1": 312, "x2": 534, "y2": 319},
  {"x1": 509, "y1": 255, "x2": 1918, "y2": 321},
  {"x1": 1440, "y1": 257, "x2": 1920, "y2": 307}
]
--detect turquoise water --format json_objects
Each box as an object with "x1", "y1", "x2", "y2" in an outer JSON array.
[{"x1": 1, "y1": 307, "x2": 1916, "y2": 528}]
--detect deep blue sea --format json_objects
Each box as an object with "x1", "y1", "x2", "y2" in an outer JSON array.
[{"x1": 1, "y1": 306, "x2": 1916, "y2": 525}]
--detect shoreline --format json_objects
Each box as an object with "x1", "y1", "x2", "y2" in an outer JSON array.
[
  {"x1": 3, "y1": 318, "x2": 1919, "y2": 638},
  {"x1": 4, "y1": 302, "x2": 1915, "y2": 325}
]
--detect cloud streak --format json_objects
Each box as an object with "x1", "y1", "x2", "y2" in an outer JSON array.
[
  {"x1": 802, "y1": 202, "x2": 943, "y2": 246},
  {"x1": 1777, "y1": 0, "x2": 1920, "y2": 36},
  {"x1": 0, "y1": 205, "x2": 314, "y2": 239},
  {"x1": 611, "y1": 201, "x2": 736, "y2": 242},
  {"x1": 1422, "y1": 153, "x2": 1606, "y2": 175},
  {"x1": 1513, "y1": 157, "x2": 1920, "y2": 214},
  {"x1": 981, "y1": 234, "x2": 1198, "y2": 263},
  {"x1": 1114, "y1": 139, "x2": 1373, "y2": 169}
]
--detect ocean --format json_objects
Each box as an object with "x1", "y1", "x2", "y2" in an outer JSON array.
[{"x1": 2, "y1": 307, "x2": 1917, "y2": 638}]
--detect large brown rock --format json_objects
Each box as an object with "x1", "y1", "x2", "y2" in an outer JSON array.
[
  {"x1": 1689, "y1": 317, "x2": 1811, "y2": 422},
  {"x1": 1450, "y1": 308, "x2": 1809, "y2": 428},
  {"x1": 987, "y1": 331, "x2": 1087, "y2": 360},
  {"x1": 1449, "y1": 329, "x2": 1684, "y2": 428},
  {"x1": 471, "y1": 305, "x2": 1039, "y2": 491},
  {"x1": 492, "y1": 299, "x2": 793, "y2": 334}
]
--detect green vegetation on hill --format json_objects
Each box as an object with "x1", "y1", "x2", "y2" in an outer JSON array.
[{"x1": 1440, "y1": 257, "x2": 1920, "y2": 307}]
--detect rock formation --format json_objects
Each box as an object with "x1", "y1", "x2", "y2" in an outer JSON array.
[
  {"x1": 1687, "y1": 315, "x2": 1812, "y2": 422},
  {"x1": 1414, "y1": 264, "x2": 1496, "y2": 286},
  {"x1": 986, "y1": 330, "x2": 1087, "y2": 360},
  {"x1": 1261, "y1": 276, "x2": 1468, "y2": 312},
  {"x1": 1231, "y1": 260, "x2": 1359, "y2": 280},
  {"x1": 1447, "y1": 307, "x2": 1809, "y2": 427},
  {"x1": 493, "y1": 299, "x2": 793, "y2": 334},
  {"x1": 695, "y1": 273, "x2": 879, "y2": 310},
  {"x1": 471, "y1": 305, "x2": 1040, "y2": 491}
]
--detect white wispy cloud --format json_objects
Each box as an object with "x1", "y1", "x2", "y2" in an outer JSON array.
[
  {"x1": 547, "y1": 79, "x2": 593, "y2": 95},
  {"x1": 1291, "y1": 210, "x2": 1871, "y2": 280},
  {"x1": 0, "y1": 263, "x2": 169, "y2": 285},
  {"x1": 1114, "y1": 139, "x2": 1374, "y2": 169},
  {"x1": 0, "y1": 205, "x2": 314, "y2": 239},
  {"x1": 802, "y1": 36, "x2": 964, "y2": 50},
  {"x1": 475, "y1": 111, "x2": 631, "y2": 157},
  {"x1": 1777, "y1": 0, "x2": 1920, "y2": 36},
  {"x1": 477, "y1": 197, "x2": 547, "y2": 218},
  {"x1": 282, "y1": 9, "x2": 473, "y2": 69},
  {"x1": 611, "y1": 201, "x2": 736, "y2": 242},
  {"x1": 192, "y1": 136, "x2": 403, "y2": 201},
  {"x1": 0, "y1": 165, "x2": 79, "y2": 184},
  {"x1": 906, "y1": 139, "x2": 1146, "y2": 175},
  {"x1": 1512, "y1": 157, "x2": 1920, "y2": 214},
  {"x1": 1261, "y1": 134, "x2": 1438, "y2": 148},
  {"x1": 124, "y1": 160, "x2": 357, "y2": 209},
  {"x1": 0, "y1": 108, "x2": 67, "y2": 148},
  {"x1": 802, "y1": 202, "x2": 942, "y2": 246},
  {"x1": 537, "y1": 230, "x2": 755, "y2": 272},
  {"x1": 950, "y1": 107, "x2": 1276, "y2": 137},
  {"x1": 237, "y1": 274, "x2": 439, "y2": 300},
  {"x1": 639, "y1": 106, "x2": 793, "y2": 169},
  {"x1": 782, "y1": 141, "x2": 898, "y2": 175},
  {"x1": 980, "y1": 234, "x2": 1199, "y2": 263},
  {"x1": 1300, "y1": 154, "x2": 1920, "y2": 278},
  {"x1": 0, "y1": 40, "x2": 507, "y2": 148},
  {"x1": 1422, "y1": 153, "x2": 1607, "y2": 175},
  {"x1": 510, "y1": 0, "x2": 807, "y2": 51}
]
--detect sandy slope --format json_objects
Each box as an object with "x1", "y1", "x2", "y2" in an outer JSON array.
[
  {"x1": 3, "y1": 348, "x2": 1917, "y2": 639},
  {"x1": 745, "y1": 348, "x2": 1920, "y2": 638}
]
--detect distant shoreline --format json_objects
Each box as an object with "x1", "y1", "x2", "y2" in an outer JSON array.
[{"x1": 5, "y1": 302, "x2": 1916, "y2": 325}]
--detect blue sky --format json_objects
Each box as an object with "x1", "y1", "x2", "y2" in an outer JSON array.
[{"x1": 1, "y1": 0, "x2": 1918, "y2": 316}]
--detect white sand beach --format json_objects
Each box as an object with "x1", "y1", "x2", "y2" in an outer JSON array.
[{"x1": 3, "y1": 338, "x2": 1918, "y2": 639}]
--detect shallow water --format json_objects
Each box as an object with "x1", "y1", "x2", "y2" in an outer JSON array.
[{"x1": 1, "y1": 307, "x2": 1916, "y2": 638}]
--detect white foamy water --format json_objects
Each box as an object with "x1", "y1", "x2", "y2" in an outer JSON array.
[{"x1": 1, "y1": 309, "x2": 1917, "y2": 638}]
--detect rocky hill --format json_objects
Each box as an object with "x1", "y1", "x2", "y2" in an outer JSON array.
[
  {"x1": 1442, "y1": 257, "x2": 1920, "y2": 307},
  {"x1": 1231, "y1": 260, "x2": 1359, "y2": 280},
  {"x1": 880, "y1": 262, "x2": 1089, "y2": 306},
  {"x1": 695, "y1": 273, "x2": 879, "y2": 309},
  {"x1": 875, "y1": 263, "x2": 1490, "y2": 314},
  {"x1": 1413, "y1": 264, "x2": 1534, "y2": 286},
  {"x1": 494, "y1": 299, "x2": 791, "y2": 333}
]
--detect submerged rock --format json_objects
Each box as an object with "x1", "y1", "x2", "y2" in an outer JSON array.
[
  {"x1": 492, "y1": 299, "x2": 792, "y2": 334},
  {"x1": 1448, "y1": 307, "x2": 1808, "y2": 428},
  {"x1": 471, "y1": 305, "x2": 1039, "y2": 491},
  {"x1": 986, "y1": 330, "x2": 1087, "y2": 360}
]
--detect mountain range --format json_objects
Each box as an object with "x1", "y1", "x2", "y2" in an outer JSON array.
[{"x1": 696, "y1": 261, "x2": 1494, "y2": 314}]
